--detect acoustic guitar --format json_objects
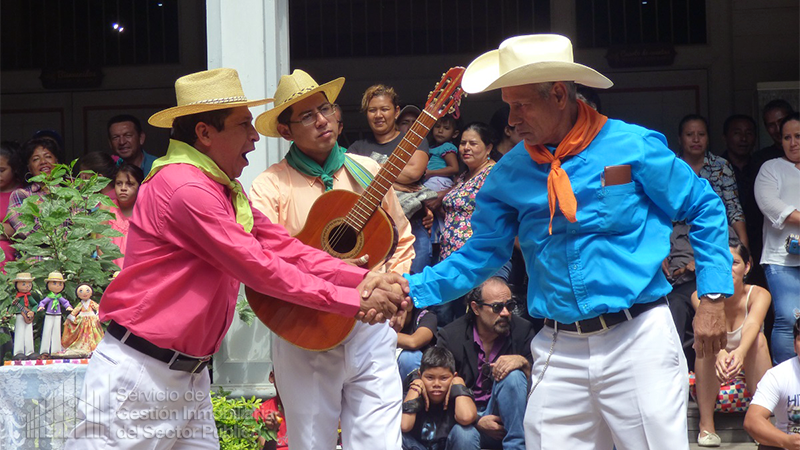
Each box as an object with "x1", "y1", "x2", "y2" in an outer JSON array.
[{"x1": 246, "y1": 67, "x2": 466, "y2": 351}]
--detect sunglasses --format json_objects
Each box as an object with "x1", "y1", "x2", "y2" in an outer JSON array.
[{"x1": 477, "y1": 300, "x2": 518, "y2": 314}]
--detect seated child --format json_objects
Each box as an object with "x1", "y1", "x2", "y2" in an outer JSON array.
[
  {"x1": 744, "y1": 317, "x2": 800, "y2": 450},
  {"x1": 423, "y1": 115, "x2": 460, "y2": 245},
  {"x1": 423, "y1": 115, "x2": 460, "y2": 192},
  {"x1": 398, "y1": 306, "x2": 438, "y2": 381},
  {"x1": 401, "y1": 347, "x2": 477, "y2": 450},
  {"x1": 253, "y1": 370, "x2": 288, "y2": 450}
]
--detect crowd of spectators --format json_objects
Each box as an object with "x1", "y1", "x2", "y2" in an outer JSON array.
[{"x1": 1, "y1": 114, "x2": 154, "y2": 273}]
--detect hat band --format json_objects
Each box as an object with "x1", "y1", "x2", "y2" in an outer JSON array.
[
  {"x1": 280, "y1": 85, "x2": 321, "y2": 105},
  {"x1": 185, "y1": 95, "x2": 248, "y2": 106}
]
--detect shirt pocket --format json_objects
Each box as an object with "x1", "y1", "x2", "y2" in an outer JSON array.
[{"x1": 595, "y1": 182, "x2": 646, "y2": 234}]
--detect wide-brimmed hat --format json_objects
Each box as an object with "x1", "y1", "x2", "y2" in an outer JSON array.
[
  {"x1": 12, "y1": 273, "x2": 34, "y2": 282},
  {"x1": 45, "y1": 272, "x2": 65, "y2": 283},
  {"x1": 255, "y1": 69, "x2": 345, "y2": 137},
  {"x1": 462, "y1": 34, "x2": 613, "y2": 94},
  {"x1": 149, "y1": 68, "x2": 273, "y2": 128}
]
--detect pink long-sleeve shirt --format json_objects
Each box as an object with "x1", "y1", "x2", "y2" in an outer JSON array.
[{"x1": 100, "y1": 164, "x2": 367, "y2": 357}]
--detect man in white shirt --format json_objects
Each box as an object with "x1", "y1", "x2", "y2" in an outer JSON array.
[{"x1": 744, "y1": 317, "x2": 800, "y2": 450}]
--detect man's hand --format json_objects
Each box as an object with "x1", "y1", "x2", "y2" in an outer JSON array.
[
  {"x1": 784, "y1": 433, "x2": 800, "y2": 450},
  {"x1": 476, "y1": 415, "x2": 506, "y2": 441},
  {"x1": 343, "y1": 254, "x2": 370, "y2": 267},
  {"x1": 354, "y1": 272, "x2": 410, "y2": 326},
  {"x1": 421, "y1": 207, "x2": 434, "y2": 232},
  {"x1": 490, "y1": 355, "x2": 526, "y2": 381},
  {"x1": 263, "y1": 411, "x2": 282, "y2": 431},
  {"x1": 693, "y1": 298, "x2": 726, "y2": 358}
]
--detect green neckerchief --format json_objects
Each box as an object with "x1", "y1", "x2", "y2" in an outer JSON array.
[
  {"x1": 46, "y1": 292, "x2": 60, "y2": 299},
  {"x1": 145, "y1": 139, "x2": 254, "y2": 233},
  {"x1": 285, "y1": 142, "x2": 346, "y2": 192}
]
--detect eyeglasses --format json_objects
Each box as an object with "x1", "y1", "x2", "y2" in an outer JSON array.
[
  {"x1": 477, "y1": 300, "x2": 518, "y2": 314},
  {"x1": 289, "y1": 103, "x2": 337, "y2": 127}
]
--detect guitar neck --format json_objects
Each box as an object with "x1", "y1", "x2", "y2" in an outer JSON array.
[{"x1": 346, "y1": 111, "x2": 438, "y2": 231}]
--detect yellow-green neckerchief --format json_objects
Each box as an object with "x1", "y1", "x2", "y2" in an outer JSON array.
[{"x1": 145, "y1": 139, "x2": 254, "y2": 233}]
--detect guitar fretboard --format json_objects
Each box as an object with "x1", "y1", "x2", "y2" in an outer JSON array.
[{"x1": 345, "y1": 110, "x2": 439, "y2": 231}]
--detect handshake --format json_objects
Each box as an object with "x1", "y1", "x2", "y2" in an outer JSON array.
[{"x1": 353, "y1": 272, "x2": 412, "y2": 327}]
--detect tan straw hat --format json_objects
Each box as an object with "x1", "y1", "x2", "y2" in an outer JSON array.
[
  {"x1": 149, "y1": 68, "x2": 273, "y2": 128},
  {"x1": 45, "y1": 272, "x2": 65, "y2": 283},
  {"x1": 12, "y1": 273, "x2": 35, "y2": 282},
  {"x1": 255, "y1": 69, "x2": 345, "y2": 137},
  {"x1": 462, "y1": 34, "x2": 613, "y2": 94}
]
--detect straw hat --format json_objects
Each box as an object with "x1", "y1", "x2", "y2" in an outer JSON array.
[
  {"x1": 149, "y1": 68, "x2": 273, "y2": 128},
  {"x1": 462, "y1": 34, "x2": 613, "y2": 94},
  {"x1": 12, "y1": 273, "x2": 34, "y2": 282},
  {"x1": 45, "y1": 272, "x2": 65, "y2": 283},
  {"x1": 255, "y1": 70, "x2": 345, "y2": 137}
]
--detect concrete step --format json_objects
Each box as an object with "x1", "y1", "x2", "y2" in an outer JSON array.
[{"x1": 687, "y1": 400, "x2": 755, "y2": 444}]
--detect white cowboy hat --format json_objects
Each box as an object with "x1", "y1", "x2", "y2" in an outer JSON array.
[
  {"x1": 462, "y1": 34, "x2": 613, "y2": 94},
  {"x1": 255, "y1": 69, "x2": 345, "y2": 137},
  {"x1": 45, "y1": 272, "x2": 65, "y2": 283},
  {"x1": 149, "y1": 68, "x2": 273, "y2": 128}
]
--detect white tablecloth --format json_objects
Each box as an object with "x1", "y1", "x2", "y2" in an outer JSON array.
[{"x1": 0, "y1": 363, "x2": 87, "y2": 450}]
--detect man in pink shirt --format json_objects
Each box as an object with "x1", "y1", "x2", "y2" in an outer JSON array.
[
  {"x1": 250, "y1": 70, "x2": 415, "y2": 450},
  {"x1": 65, "y1": 68, "x2": 408, "y2": 450}
]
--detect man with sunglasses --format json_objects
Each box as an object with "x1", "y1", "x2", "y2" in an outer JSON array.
[
  {"x1": 435, "y1": 277, "x2": 536, "y2": 450},
  {"x1": 250, "y1": 70, "x2": 415, "y2": 450}
]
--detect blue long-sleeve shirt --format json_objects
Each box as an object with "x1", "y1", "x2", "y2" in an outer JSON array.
[{"x1": 407, "y1": 118, "x2": 734, "y2": 324}]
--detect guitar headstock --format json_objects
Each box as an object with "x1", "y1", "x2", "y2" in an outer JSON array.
[{"x1": 425, "y1": 67, "x2": 466, "y2": 120}]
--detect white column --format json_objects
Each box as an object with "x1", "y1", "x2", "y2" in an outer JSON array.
[{"x1": 206, "y1": 0, "x2": 289, "y2": 397}]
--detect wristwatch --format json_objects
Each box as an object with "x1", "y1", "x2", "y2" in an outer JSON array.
[{"x1": 702, "y1": 293, "x2": 725, "y2": 303}]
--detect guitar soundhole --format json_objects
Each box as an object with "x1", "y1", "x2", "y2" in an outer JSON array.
[{"x1": 327, "y1": 223, "x2": 359, "y2": 255}]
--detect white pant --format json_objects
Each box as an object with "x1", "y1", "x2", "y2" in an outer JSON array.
[
  {"x1": 524, "y1": 304, "x2": 689, "y2": 450},
  {"x1": 13, "y1": 314, "x2": 34, "y2": 356},
  {"x1": 40, "y1": 314, "x2": 63, "y2": 354},
  {"x1": 64, "y1": 334, "x2": 218, "y2": 450},
  {"x1": 273, "y1": 321, "x2": 402, "y2": 450}
]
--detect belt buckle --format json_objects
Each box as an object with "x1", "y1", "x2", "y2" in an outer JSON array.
[
  {"x1": 574, "y1": 321, "x2": 582, "y2": 334},
  {"x1": 192, "y1": 357, "x2": 211, "y2": 374},
  {"x1": 169, "y1": 355, "x2": 211, "y2": 373}
]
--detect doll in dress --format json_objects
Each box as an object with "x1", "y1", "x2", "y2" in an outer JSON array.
[
  {"x1": 11, "y1": 272, "x2": 38, "y2": 359},
  {"x1": 61, "y1": 283, "x2": 104, "y2": 357},
  {"x1": 37, "y1": 272, "x2": 73, "y2": 357}
]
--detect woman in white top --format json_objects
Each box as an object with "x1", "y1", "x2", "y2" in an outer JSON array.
[
  {"x1": 692, "y1": 241, "x2": 773, "y2": 447},
  {"x1": 755, "y1": 111, "x2": 800, "y2": 365}
]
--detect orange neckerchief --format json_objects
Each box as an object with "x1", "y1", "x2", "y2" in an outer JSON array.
[{"x1": 524, "y1": 100, "x2": 607, "y2": 234}]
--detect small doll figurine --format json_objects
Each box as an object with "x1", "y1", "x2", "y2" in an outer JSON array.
[
  {"x1": 60, "y1": 283, "x2": 104, "y2": 357},
  {"x1": 36, "y1": 272, "x2": 73, "y2": 357},
  {"x1": 11, "y1": 272, "x2": 38, "y2": 360}
]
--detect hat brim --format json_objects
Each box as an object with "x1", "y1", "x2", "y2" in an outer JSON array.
[
  {"x1": 463, "y1": 49, "x2": 613, "y2": 94},
  {"x1": 148, "y1": 98, "x2": 274, "y2": 129},
  {"x1": 255, "y1": 77, "x2": 345, "y2": 137}
]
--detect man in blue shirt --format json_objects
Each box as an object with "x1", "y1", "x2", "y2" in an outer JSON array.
[{"x1": 405, "y1": 34, "x2": 733, "y2": 449}]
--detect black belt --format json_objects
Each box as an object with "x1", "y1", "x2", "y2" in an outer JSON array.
[
  {"x1": 107, "y1": 321, "x2": 210, "y2": 374},
  {"x1": 543, "y1": 298, "x2": 667, "y2": 334}
]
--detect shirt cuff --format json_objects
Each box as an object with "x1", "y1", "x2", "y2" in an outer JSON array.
[
  {"x1": 333, "y1": 264, "x2": 369, "y2": 290},
  {"x1": 327, "y1": 285, "x2": 362, "y2": 317},
  {"x1": 405, "y1": 273, "x2": 442, "y2": 309},
  {"x1": 696, "y1": 265, "x2": 734, "y2": 298}
]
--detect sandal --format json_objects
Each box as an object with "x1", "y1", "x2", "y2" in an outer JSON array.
[{"x1": 697, "y1": 430, "x2": 721, "y2": 447}]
